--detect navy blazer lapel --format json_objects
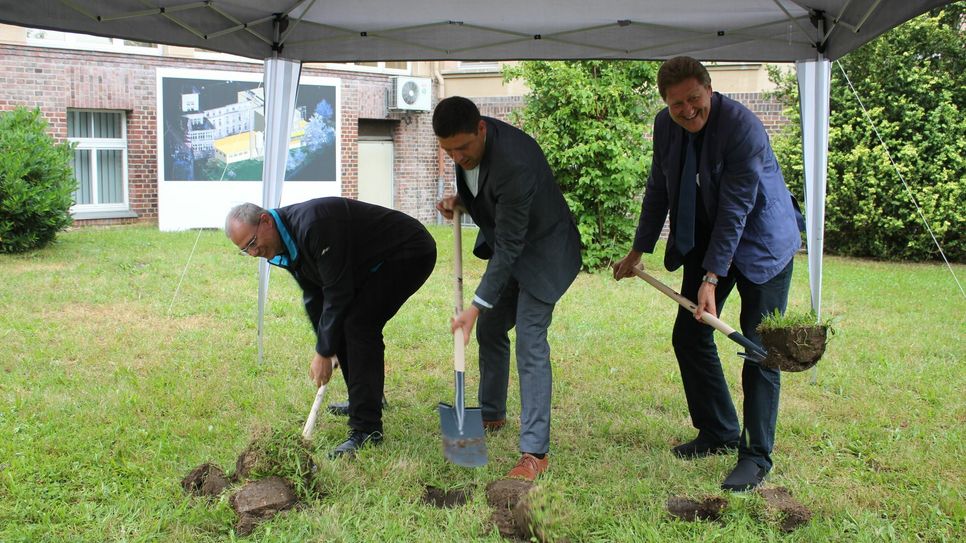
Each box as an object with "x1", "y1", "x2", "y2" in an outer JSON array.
[{"x1": 698, "y1": 92, "x2": 724, "y2": 216}]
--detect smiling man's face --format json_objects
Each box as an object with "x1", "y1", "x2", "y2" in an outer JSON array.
[{"x1": 664, "y1": 77, "x2": 713, "y2": 134}]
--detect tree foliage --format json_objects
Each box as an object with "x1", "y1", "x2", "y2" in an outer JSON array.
[
  {"x1": 504, "y1": 61, "x2": 661, "y2": 269},
  {"x1": 0, "y1": 107, "x2": 76, "y2": 254},
  {"x1": 769, "y1": 6, "x2": 964, "y2": 261}
]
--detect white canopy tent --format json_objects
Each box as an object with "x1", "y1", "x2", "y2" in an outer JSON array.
[{"x1": 0, "y1": 0, "x2": 951, "y2": 361}]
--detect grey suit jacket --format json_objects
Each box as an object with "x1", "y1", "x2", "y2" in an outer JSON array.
[{"x1": 455, "y1": 117, "x2": 581, "y2": 307}]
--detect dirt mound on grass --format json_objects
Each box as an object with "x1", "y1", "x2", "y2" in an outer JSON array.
[
  {"x1": 758, "y1": 486, "x2": 811, "y2": 532},
  {"x1": 486, "y1": 479, "x2": 568, "y2": 543},
  {"x1": 234, "y1": 426, "x2": 316, "y2": 484},
  {"x1": 230, "y1": 476, "x2": 298, "y2": 536},
  {"x1": 181, "y1": 463, "x2": 230, "y2": 498},
  {"x1": 666, "y1": 495, "x2": 728, "y2": 521},
  {"x1": 422, "y1": 485, "x2": 472, "y2": 508},
  {"x1": 182, "y1": 423, "x2": 325, "y2": 536},
  {"x1": 486, "y1": 479, "x2": 533, "y2": 541}
]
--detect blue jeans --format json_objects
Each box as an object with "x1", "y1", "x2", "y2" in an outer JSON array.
[{"x1": 672, "y1": 256, "x2": 793, "y2": 471}]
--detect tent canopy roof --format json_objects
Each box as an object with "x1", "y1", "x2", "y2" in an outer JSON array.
[{"x1": 0, "y1": 1, "x2": 949, "y2": 63}]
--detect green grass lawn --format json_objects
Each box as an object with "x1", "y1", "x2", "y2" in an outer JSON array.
[{"x1": 1, "y1": 225, "x2": 963, "y2": 542}]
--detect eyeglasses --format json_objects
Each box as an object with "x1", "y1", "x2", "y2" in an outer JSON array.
[{"x1": 238, "y1": 222, "x2": 261, "y2": 256}]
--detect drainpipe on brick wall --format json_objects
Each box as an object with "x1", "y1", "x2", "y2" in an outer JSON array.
[{"x1": 434, "y1": 63, "x2": 447, "y2": 225}]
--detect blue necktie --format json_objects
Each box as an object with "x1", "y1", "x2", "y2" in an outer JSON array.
[{"x1": 675, "y1": 134, "x2": 697, "y2": 256}]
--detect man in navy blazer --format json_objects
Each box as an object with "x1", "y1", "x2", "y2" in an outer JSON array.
[
  {"x1": 614, "y1": 57, "x2": 802, "y2": 491},
  {"x1": 434, "y1": 96, "x2": 581, "y2": 481}
]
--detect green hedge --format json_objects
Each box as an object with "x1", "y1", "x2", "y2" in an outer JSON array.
[
  {"x1": 0, "y1": 107, "x2": 76, "y2": 254},
  {"x1": 769, "y1": 7, "x2": 964, "y2": 262}
]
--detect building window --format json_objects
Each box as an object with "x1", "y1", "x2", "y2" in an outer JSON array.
[
  {"x1": 26, "y1": 29, "x2": 161, "y2": 55},
  {"x1": 67, "y1": 110, "x2": 129, "y2": 213},
  {"x1": 321, "y1": 61, "x2": 410, "y2": 74},
  {"x1": 457, "y1": 61, "x2": 500, "y2": 72}
]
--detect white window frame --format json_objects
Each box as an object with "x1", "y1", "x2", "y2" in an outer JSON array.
[
  {"x1": 456, "y1": 61, "x2": 501, "y2": 72},
  {"x1": 26, "y1": 29, "x2": 161, "y2": 56},
  {"x1": 318, "y1": 61, "x2": 410, "y2": 75},
  {"x1": 68, "y1": 109, "x2": 130, "y2": 215}
]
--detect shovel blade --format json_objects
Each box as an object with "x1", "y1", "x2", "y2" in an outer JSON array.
[{"x1": 438, "y1": 403, "x2": 488, "y2": 467}]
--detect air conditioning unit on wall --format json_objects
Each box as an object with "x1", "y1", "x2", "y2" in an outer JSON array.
[{"x1": 389, "y1": 76, "x2": 432, "y2": 112}]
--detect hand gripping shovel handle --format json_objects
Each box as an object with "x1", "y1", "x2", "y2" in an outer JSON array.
[
  {"x1": 630, "y1": 266, "x2": 767, "y2": 361},
  {"x1": 302, "y1": 356, "x2": 338, "y2": 441}
]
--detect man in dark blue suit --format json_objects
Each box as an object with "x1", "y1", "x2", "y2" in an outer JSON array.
[
  {"x1": 613, "y1": 57, "x2": 803, "y2": 491},
  {"x1": 434, "y1": 96, "x2": 581, "y2": 481}
]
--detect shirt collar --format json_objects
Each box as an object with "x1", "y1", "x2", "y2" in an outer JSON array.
[{"x1": 266, "y1": 208, "x2": 298, "y2": 267}]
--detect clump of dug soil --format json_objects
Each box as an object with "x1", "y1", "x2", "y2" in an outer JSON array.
[
  {"x1": 182, "y1": 422, "x2": 325, "y2": 536},
  {"x1": 666, "y1": 495, "x2": 728, "y2": 521},
  {"x1": 181, "y1": 463, "x2": 231, "y2": 498},
  {"x1": 759, "y1": 324, "x2": 829, "y2": 372},
  {"x1": 422, "y1": 485, "x2": 472, "y2": 508},
  {"x1": 486, "y1": 479, "x2": 568, "y2": 543},
  {"x1": 758, "y1": 486, "x2": 812, "y2": 532},
  {"x1": 230, "y1": 475, "x2": 299, "y2": 536}
]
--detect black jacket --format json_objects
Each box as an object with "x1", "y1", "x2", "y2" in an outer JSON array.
[
  {"x1": 454, "y1": 117, "x2": 581, "y2": 306},
  {"x1": 272, "y1": 197, "x2": 436, "y2": 356}
]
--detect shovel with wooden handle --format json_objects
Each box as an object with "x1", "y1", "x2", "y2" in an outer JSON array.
[
  {"x1": 631, "y1": 266, "x2": 768, "y2": 362},
  {"x1": 302, "y1": 356, "x2": 338, "y2": 441},
  {"x1": 437, "y1": 208, "x2": 488, "y2": 467}
]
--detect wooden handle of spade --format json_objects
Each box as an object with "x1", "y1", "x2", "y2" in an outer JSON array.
[
  {"x1": 301, "y1": 356, "x2": 338, "y2": 440},
  {"x1": 453, "y1": 209, "x2": 465, "y2": 373}
]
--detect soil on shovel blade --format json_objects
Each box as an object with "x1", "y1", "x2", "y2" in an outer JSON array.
[
  {"x1": 666, "y1": 495, "x2": 728, "y2": 522},
  {"x1": 758, "y1": 487, "x2": 812, "y2": 532},
  {"x1": 422, "y1": 485, "x2": 472, "y2": 508},
  {"x1": 759, "y1": 324, "x2": 828, "y2": 372}
]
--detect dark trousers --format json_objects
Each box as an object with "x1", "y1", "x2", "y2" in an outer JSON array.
[
  {"x1": 335, "y1": 251, "x2": 436, "y2": 434},
  {"x1": 672, "y1": 253, "x2": 793, "y2": 470}
]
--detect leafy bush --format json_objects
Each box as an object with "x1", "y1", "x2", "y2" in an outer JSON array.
[
  {"x1": 504, "y1": 61, "x2": 661, "y2": 269},
  {"x1": 0, "y1": 107, "x2": 76, "y2": 253},
  {"x1": 768, "y1": 7, "x2": 964, "y2": 262}
]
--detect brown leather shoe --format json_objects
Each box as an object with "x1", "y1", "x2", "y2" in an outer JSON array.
[
  {"x1": 483, "y1": 418, "x2": 506, "y2": 432},
  {"x1": 506, "y1": 453, "x2": 548, "y2": 481}
]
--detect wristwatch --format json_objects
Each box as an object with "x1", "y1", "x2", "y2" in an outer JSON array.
[{"x1": 701, "y1": 274, "x2": 719, "y2": 286}]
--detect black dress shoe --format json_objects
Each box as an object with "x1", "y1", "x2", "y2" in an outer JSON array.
[
  {"x1": 328, "y1": 395, "x2": 389, "y2": 416},
  {"x1": 328, "y1": 430, "x2": 384, "y2": 459},
  {"x1": 721, "y1": 458, "x2": 768, "y2": 491},
  {"x1": 672, "y1": 437, "x2": 739, "y2": 459}
]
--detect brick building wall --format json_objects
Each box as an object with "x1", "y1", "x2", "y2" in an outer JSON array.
[
  {"x1": 0, "y1": 44, "x2": 789, "y2": 229},
  {"x1": 0, "y1": 44, "x2": 439, "y2": 225},
  {"x1": 726, "y1": 91, "x2": 790, "y2": 138}
]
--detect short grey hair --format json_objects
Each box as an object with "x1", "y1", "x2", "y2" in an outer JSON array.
[{"x1": 225, "y1": 202, "x2": 266, "y2": 237}]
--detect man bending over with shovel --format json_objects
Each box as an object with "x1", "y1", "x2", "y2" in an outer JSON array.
[
  {"x1": 613, "y1": 57, "x2": 803, "y2": 491},
  {"x1": 226, "y1": 198, "x2": 436, "y2": 459},
  {"x1": 434, "y1": 97, "x2": 581, "y2": 480}
]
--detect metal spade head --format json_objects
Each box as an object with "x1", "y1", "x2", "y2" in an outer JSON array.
[{"x1": 438, "y1": 402, "x2": 487, "y2": 467}]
